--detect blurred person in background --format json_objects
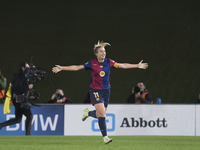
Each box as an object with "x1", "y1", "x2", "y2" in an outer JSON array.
[
  {"x1": 48, "y1": 89, "x2": 72, "y2": 103},
  {"x1": 127, "y1": 81, "x2": 152, "y2": 104},
  {"x1": 0, "y1": 62, "x2": 34, "y2": 135},
  {"x1": 0, "y1": 69, "x2": 7, "y2": 102}
]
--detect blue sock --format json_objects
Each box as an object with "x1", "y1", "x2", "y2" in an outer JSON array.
[
  {"x1": 98, "y1": 117, "x2": 107, "y2": 137},
  {"x1": 88, "y1": 110, "x2": 97, "y2": 118}
]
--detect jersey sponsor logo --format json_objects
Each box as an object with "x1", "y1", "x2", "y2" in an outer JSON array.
[
  {"x1": 99, "y1": 71, "x2": 105, "y2": 77},
  {"x1": 100, "y1": 65, "x2": 103, "y2": 68}
]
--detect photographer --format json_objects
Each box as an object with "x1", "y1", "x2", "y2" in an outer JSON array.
[
  {"x1": 127, "y1": 81, "x2": 152, "y2": 104},
  {"x1": 48, "y1": 89, "x2": 72, "y2": 104},
  {"x1": 0, "y1": 69, "x2": 7, "y2": 101},
  {"x1": 0, "y1": 62, "x2": 34, "y2": 135}
]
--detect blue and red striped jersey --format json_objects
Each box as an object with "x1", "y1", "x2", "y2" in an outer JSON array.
[{"x1": 84, "y1": 58, "x2": 119, "y2": 90}]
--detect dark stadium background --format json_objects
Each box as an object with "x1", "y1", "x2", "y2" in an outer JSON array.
[{"x1": 0, "y1": 0, "x2": 199, "y2": 104}]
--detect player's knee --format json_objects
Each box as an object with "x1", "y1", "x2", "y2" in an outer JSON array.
[{"x1": 97, "y1": 111, "x2": 106, "y2": 117}]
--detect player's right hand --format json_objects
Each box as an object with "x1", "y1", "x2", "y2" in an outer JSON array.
[{"x1": 52, "y1": 65, "x2": 62, "y2": 73}]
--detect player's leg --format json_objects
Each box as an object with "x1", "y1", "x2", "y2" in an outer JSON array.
[
  {"x1": 82, "y1": 89, "x2": 98, "y2": 121},
  {"x1": 82, "y1": 108, "x2": 98, "y2": 121},
  {"x1": 88, "y1": 110, "x2": 97, "y2": 118},
  {"x1": 95, "y1": 103, "x2": 106, "y2": 135},
  {"x1": 82, "y1": 108, "x2": 97, "y2": 121},
  {"x1": 102, "y1": 89, "x2": 112, "y2": 144},
  {"x1": 95, "y1": 103, "x2": 112, "y2": 144},
  {"x1": 96, "y1": 89, "x2": 112, "y2": 144}
]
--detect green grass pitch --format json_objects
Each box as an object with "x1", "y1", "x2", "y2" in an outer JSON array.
[{"x1": 0, "y1": 136, "x2": 199, "y2": 150}]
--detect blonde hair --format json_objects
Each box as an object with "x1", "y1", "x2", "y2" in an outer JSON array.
[{"x1": 93, "y1": 40, "x2": 111, "y2": 53}]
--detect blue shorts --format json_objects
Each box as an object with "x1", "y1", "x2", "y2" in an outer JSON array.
[{"x1": 90, "y1": 89, "x2": 110, "y2": 108}]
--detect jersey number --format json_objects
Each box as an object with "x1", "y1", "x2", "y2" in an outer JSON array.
[{"x1": 93, "y1": 92, "x2": 99, "y2": 98}]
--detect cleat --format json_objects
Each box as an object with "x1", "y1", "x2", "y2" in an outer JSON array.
[
  {"x1": 103, "y1": 136, "x2": 112, "y2": 144},
  {"x1": 82, "y1": 108, "x2": 89, "y2": 121}
]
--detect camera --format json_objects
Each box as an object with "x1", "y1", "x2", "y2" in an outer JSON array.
[
  {"x1": 134, "y1": 86, "x2": 140, "y2": 94},
  {"x1": 55, "y1": 93, "x2": 64, "y2": 100},
  {"x1": 28, "y1": 89, "x2": 40, "y2": 100},
  {"x1": 28, "y1": 64, "x2": 47, "y2": 83}
]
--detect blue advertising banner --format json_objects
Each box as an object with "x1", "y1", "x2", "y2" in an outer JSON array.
[{"x1": 0, "y1": 104, "x2": 64, "y2": 135}]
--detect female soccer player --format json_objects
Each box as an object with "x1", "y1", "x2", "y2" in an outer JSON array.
[{"x1": 52, "y1": 41, "x2": 148, "y2": 144}]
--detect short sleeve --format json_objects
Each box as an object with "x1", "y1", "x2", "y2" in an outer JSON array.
[
  {"x1": 109, "y1": 59, "x2": 119, "y2": 68},
  {"x1": 83, "y1": 60, "x2": 92, "y2": 70}
]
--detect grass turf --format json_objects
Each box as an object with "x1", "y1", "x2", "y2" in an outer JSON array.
[{"x1": 0, "y1": 136, "x2": 199, "y2": 150}]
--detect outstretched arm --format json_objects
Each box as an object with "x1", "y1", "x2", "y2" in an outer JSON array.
[
  {"x1": 52, "y1": 65, "x2": 84, "y2": 73},
  {"x1": 118, "y1": 60, "x2": 148, "y2": 69}
]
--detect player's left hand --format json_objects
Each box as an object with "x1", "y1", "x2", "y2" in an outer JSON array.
[
  {"x1": 52, "y1": 65, "x2": 62, "y2": 73},
  {"x1": 138, "y1": 60, "x2": 148, "y2": 69}
]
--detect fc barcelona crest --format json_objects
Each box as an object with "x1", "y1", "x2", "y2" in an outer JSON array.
[{"x1": 99, "y1": 71, "x2": 105, "y2": 77}]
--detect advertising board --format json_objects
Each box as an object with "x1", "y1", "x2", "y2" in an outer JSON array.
[{"x1": 0, "y1": 105, "x2": 64, "y2": 135}]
